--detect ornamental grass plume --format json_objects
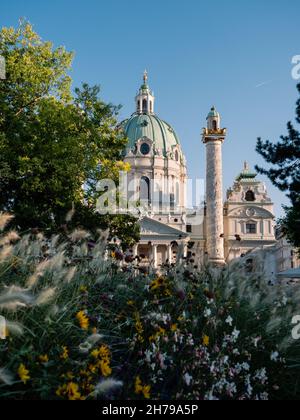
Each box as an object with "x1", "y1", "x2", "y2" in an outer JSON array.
[
  {"x1": 0, "y1": 245, "x2": 13, "y2": 261},
  {"x1": 0, "y1": 213, "x2": 14, "y2": 231},
  {"x1": 0, "y1": 367, "x2": 14, "y2": 385},
  {"x1": 92, "y1": 379, "x2": 123, "y2": 397},
  {"x1": 0, "y1": 287, "x2": 33, "y2": 311},
  {"x1": 5, "y1": 321, "x2": 24, "y2": 337},
  {"x1": 69, "y1": 229, "x2": 90, "y2": 242},
  {"x1": 0, "y1": 223, "x2": 300, "y2": 400},
  {"x1": 35, "y1": 287, "x2": 56, "y2": 306},
  {"x1": 0, "y1": 231, "x2": 20, "y2": 246}
]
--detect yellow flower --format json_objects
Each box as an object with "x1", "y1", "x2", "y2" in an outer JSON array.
[
  {"x1": 56, "y1": 384, "x2": 67, "y2": 397},
  {"x1": 135, "y1": 376, "x2": 151, "y2": 399},
  {"x1": 142, "y1": 385, "x2": 151, "y2": 399},
  {"x1": 18, "y1": 364, "x2": 30, "y2": 384},
  {"x1": 158, "y1": 327, "x2": 166, "y2": 335},
  {"x1": 135, "y1": 376, "x2": 143, "y2": 394},
  {"x1": 38, "y1": 354, "x2": 49, "y2": 364},
  {"x1": 135, "y1": 317, "x2": 143, "y2": 335},
  {"x1": 57, "y1": 382, "x2": 85, "y2": 400},
  {"x1": 150, "y1": 277, "x2": 166, "y2": 291},
  {"x1": 79, "y1": 285, "x2": 88, "y2": 293},
  {"x1": 65, "y1": 371, "x2": 75, "y2": 380},
  {"x1": 60, "y1": 346, "x2": 69, "y2": 360},
  {"x1": 91, "y1": 345, "x2": 110, "y2": 360},
  {"x1": 127, "y1": 300, "x2": 135, "y2": 306},
  {"x1": 66, "y1": 382, "x2": 85, "y2": 400},
  {"x1": 88, "y1": 364, "x2": 98, "y2": 374},
  {"x1": 91, "y1": 349, "x2": 100, "y2": 359},
  {"x1": 100, "y1": 359, "x2": 112, "y2": 377},
  {"x1": 111, "y1": 251, "x2": 116, "y2": 259},
  {"x1": 76, "y1": 310, "x2": 89, "y2": 330},
  {"x1": 99, "y1": 345, "x2": 111, "y2": 359},
  {"x1": 203, "y1": 335, "x2": 210, "y2": 347},
  {"x1": 171, "y1": 324, "x2": 178, "y2": 332}
]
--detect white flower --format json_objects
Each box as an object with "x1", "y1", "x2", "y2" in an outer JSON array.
[
  {"x1": 245, "y1": 375, "x2": 253, "y2": 397},
  {"x1": 254, "y1": 368, "x2": 268, "y2": 385},
  {"x1": 204, "y1": 308, "x2": 212, "y2": 318},
  {"x1": 232, "y1": 328, "x2": 240, "y2": 342},
  {"x1": 225, "y1": 316, "x2": 233, "y2": 326},
  {"x1": 253, "y1": 336, "x2": 262, "y2": 348},
  {"x1": 145, "y1": 350, "x2": 152, "y2": 363},
  {"x1": 242, "y1": 362, "x2": 250, "y2": 371},
  {"x1": 271, "y1": 351, "x2": 279, "y2": 362},
  {"x1": 183, "y1": 373, "x2": 193, "y2": 386}
]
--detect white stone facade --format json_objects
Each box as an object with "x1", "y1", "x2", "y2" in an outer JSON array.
[{"x1": 120, "y1": 74, "x2": 280, "y2": 270}]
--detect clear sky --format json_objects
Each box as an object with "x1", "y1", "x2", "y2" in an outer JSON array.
[{"x1": 1, "y1": 0, "x2": 300, "y2": 217}]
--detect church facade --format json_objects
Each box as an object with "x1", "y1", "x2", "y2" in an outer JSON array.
[{"x1": 120, "y1": 72, "x2": 277, "y2": 268}]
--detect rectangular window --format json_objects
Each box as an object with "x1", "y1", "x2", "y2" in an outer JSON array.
[
  {"x1": 246, "y1": 223, "x2": 257, "y2": 234},
  {"x1": 186, "y1": 224, "x2": 192, "y2": 233}
]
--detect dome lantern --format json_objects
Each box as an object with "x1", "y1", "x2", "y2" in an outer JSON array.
[
  {"x1": 206, "y1": 106, "x2": 220, "y2": 131},
  {"x1": 135, "y1": 70, "x2": 155, "y2": 115}
]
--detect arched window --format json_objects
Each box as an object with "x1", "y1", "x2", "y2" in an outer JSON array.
[
  {"x1": 137, "y1": 100, "x2": 140, "y2": 112},
  {"x1": 170, "y1": 193, "x2": 175, "y2": 213},
  {"x1": 142, "y1": 99, "x2": 147, "y2": 113},
  {"x1": 175, "y1": 150, "x2": 179, "y2": 161},
  {"x1": 159, "y1": 190, "x2": 163, "y2": 211},
  {"x1": 176, "y1": 182, "x2": 180, "y2": 207},
  {"x1": 150, "y1": 101, "x2": 152, "y2": 113},
  {"x1": 212, "y1": 120, "x2": 218, "y2": 131},
  {"x1": 245, "y1": 190, "x2": 255, "y2": 202},
  {"x1": 140, "y1": 176, "x2": 151, "y2": 204}
]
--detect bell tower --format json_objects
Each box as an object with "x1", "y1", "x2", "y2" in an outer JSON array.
[{"x1": 202, "y1": 107, "x2": 227, "y2": 265}]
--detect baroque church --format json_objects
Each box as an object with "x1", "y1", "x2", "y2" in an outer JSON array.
[{"x1": 120, "y1": 72, "x2": 277, "y2": 269}]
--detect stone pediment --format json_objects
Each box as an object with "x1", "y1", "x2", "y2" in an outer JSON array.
[
  {"x1": 139, "y1": 217, "x2": 189, "y2": 239},
  {"x1": 227, "y1": 206, "x2": 274, "y2": 219}
]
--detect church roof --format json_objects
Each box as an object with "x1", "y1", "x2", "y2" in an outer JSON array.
[
  {"x1": 121, "y1": 113, "x2": 181, "y2": 157},
  {"x1": 236, "y1": 162, "x2": 258, "y2": 182},
  {"x1": 207, "y1": 106, "x2": 219, "y2": 119},
  {"x1": 120, "y1": 72, "x2": 183, "y2": 157}
]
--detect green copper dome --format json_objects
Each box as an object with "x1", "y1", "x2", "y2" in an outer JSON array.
[
  {"x1": 207, "y1": 106, "x2": 219, "y2": 119},
  {"x1": 236, "y1": 162, "x2": 258, "y2": 182},
  {"x1": 121, "y1": 113, "x2": 181, "y2": 157}
]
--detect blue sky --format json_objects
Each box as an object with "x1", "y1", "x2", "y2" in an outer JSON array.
[{"x1": 1, "y1": 0, "x2": 300, "y2": 217}]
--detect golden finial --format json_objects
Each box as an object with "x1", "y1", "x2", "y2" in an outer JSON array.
[{"x1": 143, "y1": 69, "x2": 148, "y2": 84}]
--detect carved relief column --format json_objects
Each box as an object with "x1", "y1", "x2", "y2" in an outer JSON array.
[{"x1": 202, "y1": 107, "x2": 227, "y2": 266}]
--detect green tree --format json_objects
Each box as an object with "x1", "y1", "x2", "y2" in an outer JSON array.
[
  {"x1": 256, "y1": 83, "x2": 300, "y2": 248},
  {"x1": 0, "y1": 21, "x2": 139, "y2": 247}
]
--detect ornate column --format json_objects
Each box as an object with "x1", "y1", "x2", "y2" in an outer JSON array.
[
  {"x1": 152, "y1": 244, "x2": 158, "y2": 268},
  {"x1": 202, "y1": 107, "x2": 227, "y2": 266},
  {"x1": 183, "y1": 242, "x2": 188, "y2": 259},
  {"x1": 167, "y1": 244, "x2": 173, "y2": 263},
  {"x1": 133, "y1": 244, "x2": 138, "y2": 257}
]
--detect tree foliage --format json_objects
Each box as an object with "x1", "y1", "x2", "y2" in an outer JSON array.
[
  {"x1": 0, "y1": 21, "x2": 139, "y2": 247},
  {"x1": 256, "y1": 83, "x2": 300, "y2": 248}
]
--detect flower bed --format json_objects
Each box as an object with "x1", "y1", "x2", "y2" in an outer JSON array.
[{"x1": 0, "y1": 214, "x2": 299, "y2": 400}]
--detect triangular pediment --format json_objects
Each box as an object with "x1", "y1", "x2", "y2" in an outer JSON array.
[{"x1": 139, "y1": 217, "x2": 189, "y2": 239}]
